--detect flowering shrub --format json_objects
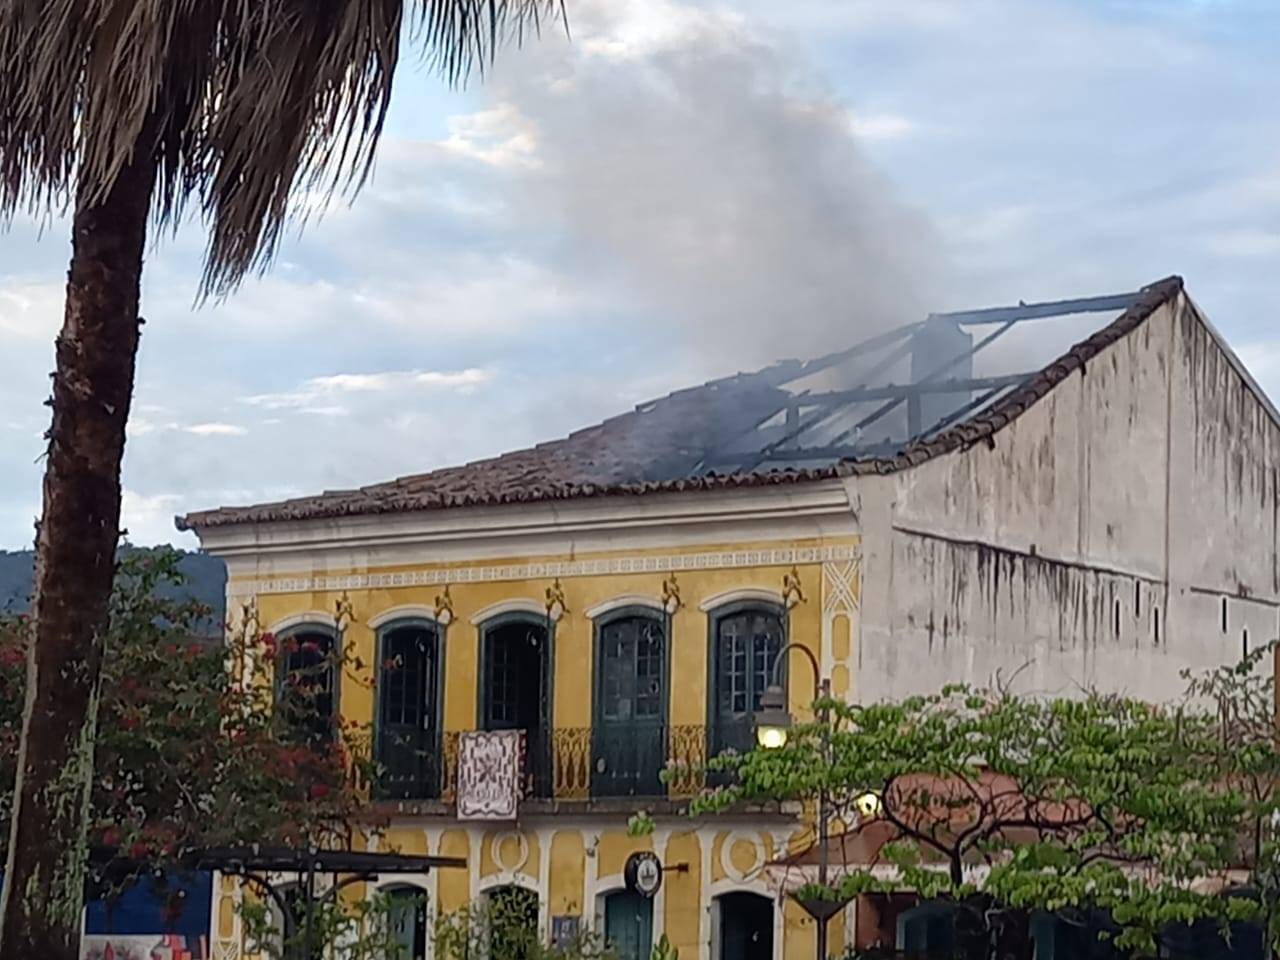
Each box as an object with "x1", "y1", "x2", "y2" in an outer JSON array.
[{"x1": 0, "y1": 547, "x2": 381, "y2": 869}]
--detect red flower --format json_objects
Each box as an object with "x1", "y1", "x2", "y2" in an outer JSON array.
[
  {"x1": 102, "y1": 827, "x2": 120, "y2": 847},
  {"x1": 129, "y1": 841, "x2": 149, "y2": 860},
  {"x1": 300, "y1": 640, "x2": 320, "y2": 654},
  {"x1": 309, "y1": 783, "x2": 330, "y2": 800},
  {"x1": 0, "y1": 647, "x2": 22, "y2": 667}
]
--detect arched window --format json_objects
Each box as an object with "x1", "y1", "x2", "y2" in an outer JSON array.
[
  {"x1": 384, "y1": 884, "x2": 428, "y2": 960},
  {"x1": 480, "y1": 615, "x2": 552, "y2": 798},
  {"x1": 376, "y1": 620, "x2": 441, "y2": 799},
  {"x1": 487, "y1": 885, "x2": 540, "y2": 960},
  {"x1": 603, "y1": 890, "x2": 653, "y2": 960},
  {"x1": 276, "y1": 625, "x2": 338, "y2": 748},
  {"x1": 715, "y1": 892, "x2": 773, "y2": 960},
  {"x1": 708, "y1": 603, "x2": 785, "y2": 758},
  {"x1": 593, "y1": 609, "x2": 668, "y2": 797}
]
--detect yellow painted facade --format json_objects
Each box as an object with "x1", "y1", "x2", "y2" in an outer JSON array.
[{"x1": 214, "y1": 531, "x2": 862, "y2": 960}]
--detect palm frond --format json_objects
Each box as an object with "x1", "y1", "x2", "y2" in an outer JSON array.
[{"x1": 0, "y1": 0, "x2": 564, "y2": 294}]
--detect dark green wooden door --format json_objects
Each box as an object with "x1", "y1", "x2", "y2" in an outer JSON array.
[
  {"x1": 605, "y1": 891, "x2": 653, "y2": 960},
  {"x1": 376, "y1": 623, "x2": 439, "y2": 798},
  {"x1": 386, "y1": 886, "x2": 427, "y2": 960},
  {"x1": 593, "y1": 612, "x2": 666, "y2": 796},
  {"x1": 481, "y1": 618, "x2": 551, "y2": 797},
  {"x1": 718, "y1": 893, "x2": 773, "y2": 960},
  {"x1": 710, "y1": 606, "x2": 784, "y2": 760}
]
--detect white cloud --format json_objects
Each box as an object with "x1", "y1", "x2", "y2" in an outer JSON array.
[
  {"x1": 574, "y1": 0, "x2": 737, "y2": 61},
  {"x1": 438, "y1": 104, "x2": 540, "y2": 169},
  {"x1": 0, "y1": 281, "x2": 63, "y2": 340},
  {"x1": 183, "y1": 423, "x2": 248, "y2": 437},
  {"x1": 846, "y1": 111, "x2": 915, "y2": 141},
  {"x1": 724, "y1": 0, "x2": 966, "y2": 33},
  {"x1": 121, "y1": 490, "x2": 193, "y2": 547},
  {"x1": 244, "y1": 367, "x2": 493, "y2": 411}
]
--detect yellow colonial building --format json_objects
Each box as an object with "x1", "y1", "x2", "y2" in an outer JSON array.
[
  {"x1": 185, "y1": 476, "x2": 863, "y2": 960},
  {"x1": 184, "y1": 277, "x2": 1275, "y2": 959}
]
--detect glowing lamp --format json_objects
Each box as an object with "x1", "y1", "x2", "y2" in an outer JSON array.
[{"x1": 754, "y1": 683, "x2": 793, "y2": 750}]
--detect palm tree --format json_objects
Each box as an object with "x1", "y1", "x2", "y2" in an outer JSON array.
[{"x1": 0, "y1": 3, "x2": 562, "y2": 956}]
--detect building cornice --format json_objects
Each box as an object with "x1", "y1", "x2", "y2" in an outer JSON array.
[{"x1": 203, "y1": 481, "x2": 856, "y2": 569}]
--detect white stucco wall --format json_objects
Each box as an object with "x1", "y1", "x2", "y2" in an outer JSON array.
[{"x1": 850, "y1": 293, "x2": 1280, "y2": 704}]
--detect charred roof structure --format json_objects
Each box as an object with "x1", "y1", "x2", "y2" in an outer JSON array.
[{"x1": 180, "y1": 279, "x2": 1182, "y2": 530}]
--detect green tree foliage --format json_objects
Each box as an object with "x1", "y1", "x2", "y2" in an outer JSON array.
[
  {"x1": 433, "y1": 892, "x2": 614, "y2": 960},
  {"x1": 239, "y1": 887, "x2": 420, "y2": 960},
  {"x1": 0, "y1": 547, "x2": 377, "y2": 869},
  {"x1": 688, "y1": 675, "x2": 1277, "y2": 956},
  {"x1": 1183, "y1": 645, "x2": 1280, "y2": 947}
]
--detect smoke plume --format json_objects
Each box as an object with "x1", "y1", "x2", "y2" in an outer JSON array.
[{"x1": 467, "y1": 0, "x2": 947, "y2": 370}]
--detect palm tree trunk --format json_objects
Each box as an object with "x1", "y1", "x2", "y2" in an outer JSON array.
[{"x1": 0, "y1": 143, "x2": 157, "y2": 959}]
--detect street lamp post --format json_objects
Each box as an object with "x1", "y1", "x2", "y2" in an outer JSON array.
[{"x1": 754, "y1": 643, "x2": 833, "y2": 960}]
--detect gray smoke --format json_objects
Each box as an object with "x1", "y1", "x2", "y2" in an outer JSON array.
[{"x1": 478, "y1": 0, "x2": 948, "y2": 370}]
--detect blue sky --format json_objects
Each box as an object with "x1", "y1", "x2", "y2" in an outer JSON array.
[{"x1": 2, "y1": 0, "x2": 1279, "y2": 548}]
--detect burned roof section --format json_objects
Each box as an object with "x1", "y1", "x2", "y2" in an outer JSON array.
[{"x1": 178, "y1": 276, "x2": 1184, "y2": 531}]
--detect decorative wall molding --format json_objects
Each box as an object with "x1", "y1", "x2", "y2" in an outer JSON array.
[
  {"x1": 822, "y1": 558, "x2": 862, "y2": 618},
  {"x1": 698, "y1": 588, "x2": 786, "y2": 612},
  {"x1": 717, "y1": 829, "x2": 765, "y2": 884},
  {"x1": 490, "y1": 830, "x2": 532, "y2": 875},
  {"x1": 584, "y1": 594, "x2": 666, "y2": 620},
  {"x1": 368, "y1": 604, "x2": 445, "y2": 630},
  {"x1": 820, "y1": 557, "x2": 863, "y2": 696},
  {"x1": 229, "y1": 544, "x2": 862, "y2": 599},
  {"x1": 469, "y1": 598, "x2": 547, "y2": 625},
  {"x1": 265, "y1": 611, "x2": 338, "y2": 634}
]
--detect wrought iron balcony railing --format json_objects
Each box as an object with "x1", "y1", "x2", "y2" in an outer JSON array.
[{"x1": 370, "y1": 725, "x2": 707, "y2": 804}]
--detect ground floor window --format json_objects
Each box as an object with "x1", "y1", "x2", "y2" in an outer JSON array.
[{"x1": 604, "y1": 890, "x2": 653, "y2": 960}]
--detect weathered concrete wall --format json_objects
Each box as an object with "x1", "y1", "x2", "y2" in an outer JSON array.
[{"x1": 851, "y1": 295, "x2": 1280, "y2": 703}]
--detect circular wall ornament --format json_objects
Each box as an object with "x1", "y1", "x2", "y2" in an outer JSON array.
[
  {"x1": 719, "y1": 830, "x2": 763, "y2": 883},
  {"x1": 490, "y1": 831, "x2": 530, "y2": 875},
  {"x1": 624, "y1": 851, "x2": 663, "y2": 899}
]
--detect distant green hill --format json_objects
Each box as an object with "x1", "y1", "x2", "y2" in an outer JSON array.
[{"x1": 0, "y1": 547, "x2": 226, "y2": 622}]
